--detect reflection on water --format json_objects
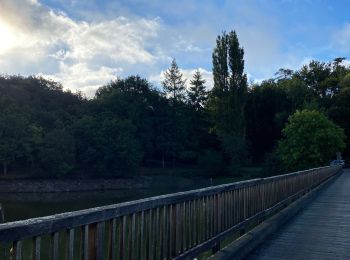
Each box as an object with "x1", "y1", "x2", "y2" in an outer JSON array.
[{"x1": 0, "y1": 175, "x2": 213, "y2": 222}]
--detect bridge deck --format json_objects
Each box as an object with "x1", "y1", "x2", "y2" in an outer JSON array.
[{"x1": 247, "y1": 169, "x2": 350, "y2": 260}]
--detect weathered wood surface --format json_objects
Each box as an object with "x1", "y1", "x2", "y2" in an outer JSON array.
[
  {"x1": 247, "y1": 169, "x2": 350, "y2": 260},
  {"x1": 0, "y1": 166, "x2": 341, "y2": 259},
  {"x1": 0, "y1": 204, "x2": 4, "y2": 223}
]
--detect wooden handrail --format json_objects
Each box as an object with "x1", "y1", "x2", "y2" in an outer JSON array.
[{"x1": 0, "y1": 165, "x2": 341, "y2": 259}]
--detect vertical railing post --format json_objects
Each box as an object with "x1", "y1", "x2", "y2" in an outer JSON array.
[{"x1": 88, "y1": 223, "x2": 97, "y2": 260}]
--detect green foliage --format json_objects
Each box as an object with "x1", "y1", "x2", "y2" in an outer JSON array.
[
  {"x1": 276, "y1": 110, "x2": 346, "y2": 171},
  {"x1": 247, "y1": 59, "x2": 350, "y2": 163},
  {"x1": 0, "y1": 100, "x2": 35, "y2": 175},
  {"x1": 1, "y1": 37, "x2": 350, "y2": 179},
  {"x1": 198, "y1": 150, "x2": 225, "y2": 176},
  {"x1": 340, "y1": 72, "x2": 350, "y2": 88},
  {"x1": 188, "y1": 70, "x2": 208, "y2": 111},
  {"x1": 162, "y1": 59, "x2": 186, "y2": 103},
  {"x1": 262, "y1": 152, "x2": 285, "y2": 177},
  {"x1": 39, "y1": 129, "x2": 75, "y2": 177},
  {"x1": 220, "y1": 133, "x2": 249, "y2": 175},
  {"x1": 328, "y1": 86, "x2": 350, "y2": 158},
  {"x1": 246, "y1": 80, "x2": 290, "y2": 162},
  {"x1": 209, "y1": 30, "x2": 249, "y2": 174},
  {"x1": 178, "y1": 151, "x2": 198, "y2": 163},
  {"x1": 210, "y1": 30, "x2": 247, "y2": 137}
]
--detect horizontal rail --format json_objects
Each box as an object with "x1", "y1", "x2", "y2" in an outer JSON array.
[{"x1": 0, "y1": 165, "x2": 342, "y2": 259}]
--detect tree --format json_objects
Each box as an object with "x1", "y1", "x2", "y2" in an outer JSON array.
[
  {"x1": 188, "y1": 70, "x2": 208, "y2": 111},
  {"x1": 276, "y1": 110, "x2": 346, "y2": 171},
  {"x1": 0, "y1": 99, "x2": 34, "y2": 175},
  {"x1": 39, "y1": 129, "x2": 76, "y2": 177},
  {"x1": 161, "y1": 59, "x2": 188, "y2": 166},
  {"x1": 73, "y1": 115, "x2": 143, "y2": 176},
  {"x1": 210, "y1": 30, "x2": 248, "y2": 137},
  {"x1": 95, "y1": 76, "x2": 161, "y2": 163},
  {"x1": 162, "y1": 59, "x2": 186, "y2": 104},
  {"x1": 328, "y1": 85, "x2": 350, "y2": 158},
  {"x1": 246, "y1": 80, "x2": 291, "y2": 162},
  {"x1": 297, "y1": 61, "x2": 332, "y2": 98},
  {"x1": 209, "y1": 30, "x2": 248, "y2": 172}
]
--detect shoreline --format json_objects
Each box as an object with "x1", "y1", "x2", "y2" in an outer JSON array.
[{"x1": 0, "y1": 177, "x2": 152, "y2": 193}]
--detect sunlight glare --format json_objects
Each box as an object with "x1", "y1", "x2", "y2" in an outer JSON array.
[{"x1": 0, "y1": 20, "x2": 15, "y2": 53}]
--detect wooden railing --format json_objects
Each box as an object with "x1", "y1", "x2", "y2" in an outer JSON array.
[
  {"x1": 0, "y1": 204, "x2": 3, "y2": 224},
  {"x1": 0, "y1": 165, "x2": 341, "y2": 260}
]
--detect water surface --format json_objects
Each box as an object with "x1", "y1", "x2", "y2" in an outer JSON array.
[{"x1": 0, "y1": 175, "x2": 216, "y2": 222}]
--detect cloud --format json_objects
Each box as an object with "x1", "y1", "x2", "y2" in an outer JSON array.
[
  {"x1": 0, "y1": 0, "x2": 162, "y2": 95},
  {"x1": 1, "y1": 0, "x2": 346, "y2": 97},
  {"x1": 40, "y1": 62, "x2": 122, "y2": 97},
  {"x1": 333, "y1": 23, "x2": 350, "y2": 52}
]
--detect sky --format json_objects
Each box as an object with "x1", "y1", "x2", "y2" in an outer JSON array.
[{"x1": 0, "y1": 0, "x2": 349, "y2": 97}]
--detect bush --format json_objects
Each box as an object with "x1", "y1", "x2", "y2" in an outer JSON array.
[
  {"x1": 178, "y1": 151, "x2": 198, "y2": 164},
  {"x1": 198, "y1": 150, "x2": 225, "y2": 176},
  {"x1": 276, "y1": 109, "x2": 346, "y2": 171},
  {"x1": 38, "y1": 129, "x2": 75, "y2": 177},
  {"x1": 220, "y1": 133, "x2": 250, "y2": 175},
  {"x1": 262, "y1": 152, "x2": 285, "y2": 177}
]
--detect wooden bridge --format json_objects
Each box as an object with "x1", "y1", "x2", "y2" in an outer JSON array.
[
  {"x1": 0, "y1": 165, "x2": 344, "y2": 259},
  {"x1": 246, "y1": 168, "x2": 350, "y2": 259}
]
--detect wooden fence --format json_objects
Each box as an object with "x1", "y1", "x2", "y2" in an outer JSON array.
[
  {"x1": 0, "y1": 165, "x2": 341, "y2": 260},
  {"x1": 0, "y1": 204, "x2": 3, "y2": 224}
]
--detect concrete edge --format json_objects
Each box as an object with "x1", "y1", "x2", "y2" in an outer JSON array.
[{"x1": 210, "y1": 170, "x2": 343, "y2": 260}]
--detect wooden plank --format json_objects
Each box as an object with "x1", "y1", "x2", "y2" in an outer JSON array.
[
  {"x1": 181, "y1": 202, "x2": 185, "y2": 252},
  {"x1": 130, "y1": 213, "x2": 136, "y2": 260},
  {"x1": 32, "y1": 236, "x2": 41, "y2": 260},
  {"x1": 13, "y1": 241, "x2": 22, "y2": 260},
  {"x1": 81, "y1": 225, "x2": 89, "y2": 260},
  {"x1": 88, "y1": 223, "x2": 97, "y2": 260},
  {"x1": 169, "y1": 205, "x2": 174, "y2": 259},
  {"x1": 188, "y1": 201, "x2": 192, "y2": 248},
  {"x1": 184, "y1": 202, "x2": 188, "y2": 251},
  {"x1": 226, "y1": 170, "x2": 346, "y2": 260},
  {"x1": 148, "y1": 209, "x2": 153, "y2": 260},
  {"x1": 205, "y1": 197, "x2": 209, "y2": 241},
  {"x1": 172, "y1": 181, "x2": 323, "y2": 260},
  {"x1": 117, "y1": 217, "x2": 123, "y2": 260},
  {"x1": 51, "y1": 232, "x2": 59, "y2": 260},
  {"x1": 139, "y1": 211, "x2": 145, "y2": 260},
  {"x1": 161, "y1": 205, "x2": 167, "y2": 259},
  {"x1": 194, "y1": 199, "x2": 198, "y2": 244},
  {"x1": 175, "y1": 203, "x2": 181, "y2": 255},
  {"x1": 201, "y1": 197, "x2": 205, "y2": 243},
  {"x1": 67, "y1": 229, "x2": 74, "y2": 260},
  {"x1": 108, "y1": 219, "x2": 116, "y2": 260},
  {"x1": 121, "y1": 216, "x2": 127, "y2": 260},
  {"x1": 96, "y1": 222, "x2": 105, "y2": 260}
]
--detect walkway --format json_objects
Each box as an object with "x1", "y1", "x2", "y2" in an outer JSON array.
[{"x1": 247, "y1": 169, "x2": 350, "y2": 260}]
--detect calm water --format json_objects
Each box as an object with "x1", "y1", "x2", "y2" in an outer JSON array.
[{"x1": 0, "y1": 175, "x2": 214, "y2": 223}]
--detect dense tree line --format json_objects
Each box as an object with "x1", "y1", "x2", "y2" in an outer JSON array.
[
  {"x1": 247, "y1": 58, "x2": 350, "y2": 168},
  {"x1": 0, "y1": 32, "x2": 349, "y2": 178}
]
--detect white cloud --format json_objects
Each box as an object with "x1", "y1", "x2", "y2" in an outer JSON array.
[
  {"x1": 0, "y1": 0, "x2": 343, "y2": 97},
  {"x1": 333, "y1": 23, "x2": 350, "y2": 52},
  {"x1": 41, "y1": 62, "x2": 122, "y2": 98},
  {"x1": 0, "y1": 0, "x2": 162, "y2": 95}
]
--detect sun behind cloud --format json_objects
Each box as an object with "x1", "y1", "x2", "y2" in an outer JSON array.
[{"x1": 0, "y1": 20, "x2": 15, "y2": 54}]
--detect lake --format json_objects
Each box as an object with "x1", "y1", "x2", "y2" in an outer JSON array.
[{"x1": 0, "y1": 175, "x2": 219, "y2": 223}]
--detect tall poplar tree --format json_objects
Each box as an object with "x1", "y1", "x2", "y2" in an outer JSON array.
[{"x1": 210, "y1": 30, "x2": 247, "y2": 138}]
